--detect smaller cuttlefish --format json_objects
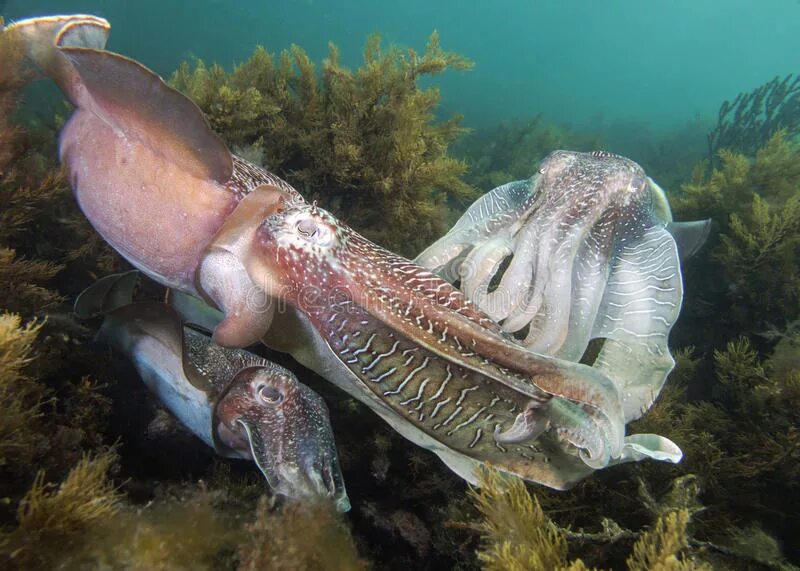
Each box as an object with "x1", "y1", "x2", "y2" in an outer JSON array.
[{"x1": 75, "y1": 272, "x2": 349, "y2": 511}]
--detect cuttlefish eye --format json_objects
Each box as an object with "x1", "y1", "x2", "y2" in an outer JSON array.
[
  {"x1": 292, "y1": 213, "x2": 338, "y2": 248},
  {"x1": 297, "y1": 218, "x2": 318, "y2": 238},
  {"x1": 538, "y1": 150, "x2": 573, "y2": 177},
  {"x1": 257, "y1": 383, "x2": 285, "y2": 405},
  {"x1": 627, "y1": 174, "x2": 647, "y2": 194}
]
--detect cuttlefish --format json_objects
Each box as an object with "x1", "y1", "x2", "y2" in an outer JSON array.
[
  {"x1": 4, "y1": 15, "x2": 680, "y2": 489},
  {"x1": 416, "y1": 152, "x2": 710, "y2": 423},
  {"x1": 75, "y1": 271, "x2": 349, "y2": 510}
]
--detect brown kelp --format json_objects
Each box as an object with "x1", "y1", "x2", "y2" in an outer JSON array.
[
  {"x1": 170, "y1": 33, "x2": 477, "y2": 256},
  {"x1": 469, "y1": 467, "x2": 711, "y2": 570}
]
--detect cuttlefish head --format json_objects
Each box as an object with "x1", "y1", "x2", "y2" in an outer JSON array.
[
  {"x1": 449, "y1": 149, "x2": 672, "y2": 350},
  {"x1": 534, "y1": 150, "x2": 652, "y2": 224},
  {"x1": 201, "y1": 189, "x2": 353, "y2": 317},
  {"x1": 215, "y1": 364, "x2": 349, "y2": 512},
  {"x1": 258, "y1": 201, "x2": 350, "y2": 294}
]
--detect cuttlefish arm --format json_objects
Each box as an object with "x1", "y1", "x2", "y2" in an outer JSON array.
[
  {"x1": 79, "y1": 275, "x2": 348, "y2": 510},
  {"x1": 416, "y1": 179, "x2": 537, "y2": 287}
]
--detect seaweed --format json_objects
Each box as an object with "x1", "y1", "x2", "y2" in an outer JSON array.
[
  {"x1": 238, "y1": 496, "x2": 367, "y2": 571},
  {"x1": 671, "y1": 131, "x2": 800, "y2": 340},
  {"x1": 470, "y1": 466, "x2": 575, "y2": 570},
  {"x1": 171, "y1": 32, "x2": 476, "y2": 256},
  {"x1": 0, "y1": 249, "x2": 63, "y2": 315},
  {"x1": 1, "y1": 450, "x2": 121, "y2": 569},
  {"x1": 468, "y1": 467, "x2": 714, "y2": 571},
  {"x1": 0, "y1": 314, "x2": 47, "y2": 474},
  {"x1": 707, "y1": 74, "x2": 800, "y2": 167},
  {"x1": 0, "y1": 49, "x2": 124, "y2": 568},
  {"x1": 626, "y1": 510, "x2": 706, "y2": 571},
  {"x1": 60, "y1": 484, "x2": 246, "y2": 570},
  {"x1": 714, "y1": 193, "x2": 800, "y2": 327},
  {"x1": 627, "y1": 336, "x2": 800, "y2": 563}
]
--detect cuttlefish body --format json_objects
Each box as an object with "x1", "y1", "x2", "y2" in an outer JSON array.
[
  {"x1": 4, "y1": 15, "x2": 680, "y2": 489},
  {"x1": 75, "y1": 272, "x2": 349, "y2": 510}
]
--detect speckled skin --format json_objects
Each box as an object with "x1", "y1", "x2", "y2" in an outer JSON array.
[{"x1": 95, "y1": 300, "x2": 349, "y2": 511}]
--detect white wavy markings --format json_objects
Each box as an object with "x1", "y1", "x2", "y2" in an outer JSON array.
[{"x1": 591, "y1": 224, "x2": 682, "y2": 422}]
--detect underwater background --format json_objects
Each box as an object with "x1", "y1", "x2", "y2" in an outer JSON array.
[{"x1": 1, "y1": 0, "x2": 800, "y2": 569}]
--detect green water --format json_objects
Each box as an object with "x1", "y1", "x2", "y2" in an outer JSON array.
[{"x1": 6, "y1": 0, "x2": 800, "y2": 134}]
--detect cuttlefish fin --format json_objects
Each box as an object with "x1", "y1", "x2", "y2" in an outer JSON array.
[
  {"x1": 4, "y1": 15, "x2": 230, "y2": 183},
  {"x1": 610, "y1": 434, "x2": 683, "y2": 465},
  {"x1": 49, "y1": 45, "x2": 238, "y2": 290},
  {"x1": 97, "y1": 301, "x2": 214, "y2": 394},
  {"x1": 668, "y1": 220, "x2": 712, "y2": 263},
  {"x1": 648, "y1": 178, "x2": 712, "y2": 262},
  {"x1": 73, "y1": 270, "x2": 140, "y2": 319},
  {"x1": 96, "y1": 302, "x2": 217, "y2": 449},
  {"x1": 165, "y1": 289, "x2": 224, "y2": 335},
  {"x1": 60, "y1": 47, "x2": 232, "y2": 184},
  {"x1": 591, "y1": 223, "x2": 682, "y2": 422},
  {"x1": 1, "y1": 15, "x2": 109, "y2": 90}
]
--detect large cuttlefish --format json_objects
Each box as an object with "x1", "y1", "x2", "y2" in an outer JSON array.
[
  {"x1": 416, "y1": 151, "x2": 711, "y2": 423},
  {"x1": 3, "y1": 15, "x2": 680, "y2": 489},
  {"x1": 74, "y1": 271, "x2": 349, "y2": 511}
]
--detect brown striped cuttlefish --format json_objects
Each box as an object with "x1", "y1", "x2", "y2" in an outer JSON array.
[{"x1": 3, "y1": 14, "x2": 685, "y2": 490}]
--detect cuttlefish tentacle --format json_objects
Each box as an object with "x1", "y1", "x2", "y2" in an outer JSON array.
[
  {"x1": 493, "y1": 400, "x2": 551, "y2": 445},
  {"x1": 459, "y1": 237, "x2": 513, "y2": 304},
  {"x1": 547, "y1": 399, "x2": 613, "y2": 470},
  {"x1": 416, "y1": 178, "x2": 536, "y2": 276},
  {"x1": 79, "y1": 274, "x2": 348, "y2": 510}
]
